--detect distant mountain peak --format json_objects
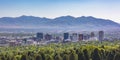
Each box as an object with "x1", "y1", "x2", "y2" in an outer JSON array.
[
  {"x1": 78, "y1": 16, "x2": 92, "y2": 18},
  {"x1": 55, "y1": 15, "x2": 75, "y2": 19},
  {"x1": 18, "y1": 15, "x2": 37, "y2": 18},
  {"x1": 0, "y1": 15, "x2": 119, "y2": 32}
]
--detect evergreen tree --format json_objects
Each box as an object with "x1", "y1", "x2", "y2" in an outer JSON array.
[
  {"x1": 54, "y1": 54, "x2": 62, "y2": 60},
  {"x1": 41, "y1": 53, "x2": 46, "y2": 60},
  {"x1": 46, "y1": 55, "x2": 53, "y2": 60},
  {"x1": 100, "y1": 49, "x2": 106, "y2": 60},
  {"x1": 63, "y1": 54, "x2": 69, "y2": 60},
  {"x1": 83, "y1": 49, "x2": 89, "y2": 60},
  {"x1": 107, "y1": 52, "x2": 114, "y2": 60},
  {"x1": 69, "y1": 53, "x2": 78, "y2": 60},
  {"x1": 36, "y1": 55, "x2": 42, "y2": 60},
  {"x1": 114, "y1": 53, "x2": 120, "y2": 60},
  {"x1": 78, "y1": 52, "x2": 84, "y2": 60},
  {"x1": 21, "y1": 55, "x2": 28, "y2": 60},
  {"x1": 91, "y1": 48, "x2": 101, "y2": 60},
  {"x1": 1, "y1": 55, "x2": 6, "y2": 60}
]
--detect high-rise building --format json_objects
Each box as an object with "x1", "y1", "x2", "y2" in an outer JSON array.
[
  {"x1": 70, "y1": 35, "x2": 73, "y2": 40},
  {"x1": 83, "y1": 34, "x2": 90, "y2": 40},
  {"x1": 87, "y1": 34, "x2": 90, "y2": 40},
  {"x1": 90, "y1": 32, "x2": 95, "y2": 38},
  {"x1": 90, "y1": 32, "x2": 97, "y2": 41},
  {"x1": 78, "y1": 34, "x2": 83, "y2": 41},
  {"x1": 98, "y1": 31, "x2": 104, "y2": 41},
  {"x1": 72, "y1": 33, "x2": 78, "y2": 41},
  {"x1": 36, "y1": 33, "x2": 43, "y2": 40},
  {"x1": 83, "y1": 35, "x2": 87, "y2": 40},
  {"x1": 55, "y1": 36, "x2": 60, "y2": 40},
  {"x1": 64, "y1": 33, "x2": 69, "y2": 40},
  {"x1": 45, "y1": 34, "x2": 52, "y2": 40}
]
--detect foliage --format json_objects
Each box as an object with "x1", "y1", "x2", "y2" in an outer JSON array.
[{"x1": 0, "y1": 41, "x2": 120, "y2": 60}]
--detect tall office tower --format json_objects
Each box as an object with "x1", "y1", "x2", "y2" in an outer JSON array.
[
  {"x1": 45, "y1": 34, "x2": 52, "y2": 40},
  {"x1": 72, "y1": 33, "x2": 78, "y2": 41},
  {"x1": 83, "y1": 34, "x2": 90, "y2": 40},
  {"x1": 91, "y1": 32, "x2": 95, "y2": 38},
  {"x1": 55, "y1": 36, "x2": 60, "y2": 40},
  {"x1": 36, "y1": 33, "x2": 43, "y2": 40},
  {"x1": 98, "y1": 31, "x2": 104, "y2": 41},
  {"x1": 87, "y1": 34, "x2": 90, "y2": 40},
  {"x1": 70, "y1": 35, "x2": 73, "y2": 40},
  {"x1": 90, "y1": 32, "x2": 97, "y2": 41},
  {"x1": 78, "y1": 34, "x2": 83, "y2": 41},
  {"x1": 64, "y1": 33, "x2": 69, "y2": 40}
]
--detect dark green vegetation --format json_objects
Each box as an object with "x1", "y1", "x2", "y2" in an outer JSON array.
[{"x1": 0, "y1": 41, "x2": 120, "y2": 60}]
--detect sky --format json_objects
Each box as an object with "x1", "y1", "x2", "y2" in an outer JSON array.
[{"x1": 0, "y1": 0, "x2": 120, "y2": 23}]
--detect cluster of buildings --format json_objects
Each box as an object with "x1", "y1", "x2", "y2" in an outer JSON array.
[
  {"x1": 0, "y1": 31, "x2": 105, "y2": 46},
  {"x1": 35, "y1": 31, "x2": 104, "y2": 42}
]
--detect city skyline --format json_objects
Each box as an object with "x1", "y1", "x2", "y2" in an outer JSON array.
[{"x1": 0, "y1": 0, "x2": 120, "y2": 23}]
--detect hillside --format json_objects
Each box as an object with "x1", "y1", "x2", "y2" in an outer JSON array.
[{"x1": 0, "y1": 15, "x2": 120, "y2": 32}]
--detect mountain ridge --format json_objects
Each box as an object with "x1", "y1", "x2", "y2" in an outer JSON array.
[{"x1": 0, "y1": 15, "x2": 120, "y2": 32}]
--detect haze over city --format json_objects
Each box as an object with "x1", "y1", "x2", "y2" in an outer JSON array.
[{"x1": 0, "y1": 0, "x2": 120, "y2": 23}]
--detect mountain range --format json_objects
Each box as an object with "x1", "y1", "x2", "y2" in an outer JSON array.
[{"x1": 0, "y1": 15, "x2": 120, "y2": 32}]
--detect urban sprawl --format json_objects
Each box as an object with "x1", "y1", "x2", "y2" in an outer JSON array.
[{"x1": 0, "y1": 31, "x2": 120, "y2": 46}]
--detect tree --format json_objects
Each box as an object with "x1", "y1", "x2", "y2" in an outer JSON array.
[
  {"x1": 78, "y1": 52, "x2": 84, "y2": 60},
  {"x1": 69, "y1": 53, "x2": 78, "y2": 60},
  {"x1": 100, "y1": 49, "x2": 106, "y2": 60},
  {"x1": 91, "y1": 48, "x2": 101, "y2": 60},
  {"x1": 12, "y1": 56, "x2": 17, "y2": 60},
  {"x1": 63, "y1": 54, "x2": 69, "y2": 60},
  {"x1": 107, "y1": 52, "x2": 114, "y2": 60},
  {"x1": 36, "y1": 55, "x2": 42, "y2": 60},
  {"x1": 1, "y1": 55, "x2": 6, "y2": 60},
  {"x1": 54, "y1": 54, "x2": 62, "y2": 60},
  {"x1": 41, "y1": 53, "x2": 46, "y2": 60},
  {"x1": 45, "y1": 55, "x2": 53, "y2": 60},
  {"x1": 21, "y1": 55, "x2": 28, "y2": 60},
  {"x1": 114, "y1": 53, "x2": 120, "y2": 60},
  {"x1": 83, "y1": 49, "x2": 89, "y2": 60}
]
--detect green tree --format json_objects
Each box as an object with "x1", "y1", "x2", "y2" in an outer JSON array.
[
  {"x1": 114, "y1": 53, "x2": 120, "y2": 60},
  {"x1": 21, "y1": 55, "x2": 28, "y2": 60},
  {"x1": 91, "y1": 48, "x2": 101, "y2": 60},
  {"x1": 83, "y1": 49, "x2": 89, "y2": 60},
  {"x1": 41, "y1": 53, "x2": 46, "y2": 60},
  {"x1": 45, "y1": 55, "x2": 53, "y2": 60},
  {"x1": 1, "y1": 55, "x2": 6, "y2": 60},
  {"x1": 78, "y1": 52, "x2": 84, "y2": 60},
  {"x1": 107, "y1": 52, "x2": 114, "y2": 60},
  {"x1": 54, "y1": 54, "x2": 62, "y2": 60},
  {"x1": 69, "y1": 53, "x2": 78, "y2": 60},
  {"x1": 36, "y1": 55, "x2": 42, "y2": 60},
  {"x1": 63, "y1": 54, "x2": 69, "y2": 60}
]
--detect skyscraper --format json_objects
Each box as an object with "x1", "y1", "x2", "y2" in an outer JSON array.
[
  {"x1": 78, "y1": 34, "x2": 83, "y2": 41},
  {"x1": 90, "y1": 32, "x2": 97, "y2": 41},
  {"x1": 91, "y1": 32, "x2": 95, "y2": 38},
  {"x1": 98, "y1": 31, "x2": 104, "y2": 41},
  {"x1": 45, "y1": 34, "x2": 52, "y2": 40},
  {"x1": 72, "y1": 33, "x2": 78, "y2": 41},
  {"x1": 36, "y1": 33, "x2": 43, "y2": 40},
  {"x1": 64, "y1": 33, "x2": 69, "y2": 40},
  {"x1": 83, "y1": 34, "x2": 90, "y2": 40},
  {"x1": 70, "y1": 35, "x2": 73, "y2": 41}
]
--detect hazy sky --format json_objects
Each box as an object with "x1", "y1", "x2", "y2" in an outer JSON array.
[{"x1": 0, "y1": 0, "x2": 120, "y2": 23}]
